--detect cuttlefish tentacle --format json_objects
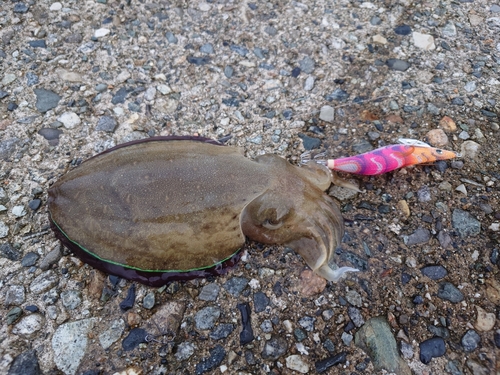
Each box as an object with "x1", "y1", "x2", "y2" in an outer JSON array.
[{"x1": 241, "y1": 161, "x2": 358, "y2": 282}]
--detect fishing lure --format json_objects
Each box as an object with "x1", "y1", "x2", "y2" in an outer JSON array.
[{"x1": 325, "y1": 139, "x2": 458, "y2": 175}]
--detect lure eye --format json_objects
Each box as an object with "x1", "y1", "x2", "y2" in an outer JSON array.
[{"x1": 435, "y1": 149, "x2": 443, "y2": 155}]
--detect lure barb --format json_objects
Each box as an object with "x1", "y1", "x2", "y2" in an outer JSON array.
[{"x1": 325, "y1": 139, "x2": 457, "y2": 176}]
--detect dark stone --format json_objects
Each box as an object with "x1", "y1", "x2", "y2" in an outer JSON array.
[
  {"x1": 315, "y1": 352, "x2": 347, "y2": 373},
  {"x1": 261, "y1": 335, "x2": 288, "y2": 359},
  {"x1": 494, "y1": 331, "x2": 500, "y2": 348},
  {"x1": 7, "y1": 350, "x2": 41, "y2": 375},
  {"x1": 230, "y1": 45, "x2": 249, "y2": 56},
  {"x1": 195, "y1": 345, "x2": 225, "y2": 374},
  {"x1": 451, "y1": 97, "x2": 465, "y2": 105},
  {"x1": 111, "y1": 87, "x2": 132, "y2": 105},
  {"x1": 401, "y1": 273, "x2": 411, "y2": 285},
  {"x1": 325, "y1": 88, "x2": 349, "y2": 102},
  {"x1": 0, "y1": 90, "x2": 9, "y2": 99},
  {"x1": 282, "y1": 109, "x2": 293, "y2": 120},
  {"x1": 427, "y1": 325, "x2": 450, "y2": 339},
  {"x1": 394, "y1": 25, "x2": 412, "y2": 35},
  {"x1": 354, "y1": 316, "x2": 410, "y2": 373},
  {"x1": 348, "y1": 307, "x2": 365, "y2": 327},
  {"x1": 294, "y1": 328, "x2": 307, "y2": 341},
  {"x1": 253, "y1": 291, "x2": 270, "y2": 313},
  {"x1": 413, "y1": 295, "x2": 424, "y2": 304},
  {"x1": 291, "y1": 67, "x2": 301, "y2": 77},
  {"x1": 404, "y1": 227, "x2": 431, "y2": 246},
  {"x1": 28, "y1": 40, "x2": 46, "y2": 48},
  {"x1": 419, "y1": 337, "x2": 446, "y2": 364},
  {"x1": 21, "y1": 252, "x2": 39, "y2": 267},
  {"x1": 420, "y1": 265, "x2": 448, "y2": 280},
  {"x1": 7, "y1": 102, "x2": 18, "y2": 111},
  {"x1": 237, "y1": 303, "x2": 254, "y2": 345},
  {"x1": 481, "y1": 109, "x2": 497, "y2": 118},
  {"x1": 0, "y1": 243, "x2": 21, "y2": 261},
  {"x1": 386, "y1": 59, "x2": 410, "y2": 71},
  {"x1": 34, "y1": 89, "x2": 61, "y2": 113},
  {"x1": 120, "y1": 284, "x2": 136, "y2": 311},
  {"x1": 28, "y1": 198, "x2": 42, "y2": 211},
  {"x1": 38, "y1": 128, "x2": 62, "y2": 142},
  {"x1": 165, "y1": 32, "x2": 178, "y2": 44},
  {"x1": 25, "y1": 305, "x2": 39, "y2": 313},
  {"x1": 122, "y1": 328, "x2": 147, "y2": 351},
  {"x1": 209, "y1": 323, "x2": 234, "y2": 340},
  {"x1": 258, "y1": 63, "x2": 274, "y2": 70},
  {"x1": 461, "y1": 330, "x2": 480, "y2": 352},
  {"x1": 96, "y1": 116, "x2": 117, "y2": 132},
  {"x1": 13, "y1": 3, "x2": 29, "y2": 13},
  {"x1": 222, "y1": 97, "x2": 239, "y2": 107},
  {"x1": 437, "y1": 282, "x2": 464, "y2": 303},
  {"x1": 452, "y1": 209, "x2": 481, "y2": 237},
  {"x1": 224, "y1": 66, "x2": 234, "y2": 78},
  {"x1": 298, "y1": 133, "x2": 321, "y2": 150},
  {"x1": 223, "y1": 277, "x2": 248, "y2": 296},
  {"x1": 339, "y1": 251, "x2": 368, "y2": 271}
]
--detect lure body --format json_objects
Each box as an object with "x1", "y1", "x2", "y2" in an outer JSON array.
[{"x1": 327, "y1": 143, "x2": 457, "y2": 175}]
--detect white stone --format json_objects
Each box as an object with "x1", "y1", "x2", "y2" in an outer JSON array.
[
  {"x1": 0, "y1": 221, "x2": 9, "y2": 238},
  {"x1": 99, "y1": 319, "x2": 125, "y2": 349},
  {"x1": 12, "y1": 205, "x2": 26, "y2": 217},
  {"x1": 94, "y1": 28, "x2": 110, "y2": 38},
  {"x1": 57, "y1": 112, "x2": 81, "y2": 129},
  {"x1": 489, "y1": 222, "x2": 500, "y2": 232},
  {"x1": 199, "y1": 2, "x2": 211, "y2": 11},
  {"x1": 413, "y1": 32, "x2": 435, "y2": 50},
  {"x1": 50, "y1": 2, "x2": 62, "y2": 11},
  {"x1": 304, "y1": 76, "x2": 315, "y2": 91},
  {"x1": 319, "y1": 105, "x2": 334, "y2": 122},
  {"x1": 289, "y1": 120, "x2": 305, "y2": 128},
  {"x1": 57, "y1": 69, "x2": 83, "y2": 82},
  {"x1": 52, "y1": 319, "x2": 96, "y2": 375},
  {"x1": 285, "y1": 355, "x2": 309, "y2": 373},
  {"x1": 464, "y1": 81, "x2": 476, "y2": 92},
  {"x1": 115, "y1": 71, "x2": 131, "y2": 84},
  {"x1": 455, "y1": 184, "x2": 467, "y2": 195},
  {"x1": 373, "y1": 34, "x2": 387, "y2": 44},
  {"x1": 13, "y1": 314, "x2": 44, "y2": 337},
  {"x1": 157, "y1": 84, "x2": 172, "y2": 95},
  {"x1": 144, "y1": 87, "x2": 156, "y2": 101}
]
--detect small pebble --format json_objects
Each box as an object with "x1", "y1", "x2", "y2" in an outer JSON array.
[
  {"x1": 261, "y1": 335, "x2": 288, "y2": 360},
  {"x1": 437, "y1": 282, "x2": 464, "y2": 303},
  {"x1": 315, "y1": 352, "x2": 347, "y2": 373},
  {"x1": 21, "y1": 252, "x2": 39, "y2": 267},
  {"x1": 199, "y1": 283, "x2": 220, "y2": 301},
  {"x1": 420, "y1": 265, "x2": 448, "y2": 280},
  {"x1": 195, "y1": 306, "x2": 220, "y2": 330},
  {"x1": 461, "y1": 330, "x2": 480, "y2": 352},
  {"x1": 209, "y1": 323, "x2": 234, "y2": 340},
  {"x1": 142, "y1": 292, "x2": 155, "y2": 309},
  {"x1": 474, "y1": 306, "x2": 495, "y2": 332},
  {"x1": 426, "y1": 129, "x2": 448, "y2": 147},
  {"x1": 394, "y1": 25, "x2": 412, "y2": 35},
  {"x1": 122, "y1": 328, "x2": 147, "y2": 351},
  {"x1": 419, "y1": 337, "x2": 446, "y2": 364}
]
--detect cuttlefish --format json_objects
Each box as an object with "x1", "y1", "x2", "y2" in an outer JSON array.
[{"x1": 48, "y1": 136, "x2": 358, "y2": 286}]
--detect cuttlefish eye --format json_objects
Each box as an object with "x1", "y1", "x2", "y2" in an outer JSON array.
[{"x1": 263, "y1": 218, "x2": 283, "y2": 230}]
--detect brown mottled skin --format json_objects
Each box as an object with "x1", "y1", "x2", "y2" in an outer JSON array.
[{"x1": 48, "y1": 136, "x2": 356, "y2": 286}]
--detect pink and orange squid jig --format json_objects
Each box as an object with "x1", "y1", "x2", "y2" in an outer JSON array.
[{"x1": 310, "y1": 139, "x2": 458, "y2": 176}]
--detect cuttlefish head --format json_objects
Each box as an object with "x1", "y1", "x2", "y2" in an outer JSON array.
[{"x1": 240, "y1": 158, "x2": 358, "y2": 282}]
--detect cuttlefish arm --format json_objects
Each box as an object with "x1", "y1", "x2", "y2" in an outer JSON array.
[{"x1": 240, "y1": 155, "x2": 358, "y2": 282}]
